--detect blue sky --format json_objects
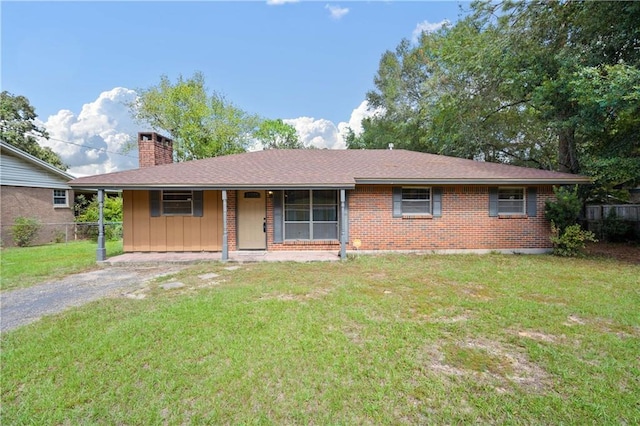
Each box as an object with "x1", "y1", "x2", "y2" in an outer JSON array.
[{"x1": 2, "y1": 1, "x2": 467, "y2": 175}]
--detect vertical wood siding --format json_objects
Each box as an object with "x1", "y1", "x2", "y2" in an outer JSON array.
[{"x1": 123, "y1": 190, "x2": 222, "y2": 252}]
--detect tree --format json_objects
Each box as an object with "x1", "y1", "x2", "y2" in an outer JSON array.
[
  {"x1": 353, "y1": 0, "x2": 640, "y2": 200},
  {"x1": 254, "y1": 119, "x2": 303, "y2": 149},
  {"x1": 129, "y1": 72, "x2": 261, "y2": 161},
  {"x1": 0, "y1": 91, "x2": 67, "y2": 170}
]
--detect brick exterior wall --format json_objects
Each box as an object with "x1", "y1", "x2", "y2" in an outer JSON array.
[
  {"x1": 260, "y1": 185, "x2": 555, "y2": 252},
  {"x1": 348, "y1": 185, "x2": 554, "y2": 251},
  {"x1": 227, "y1": 190, "x2": 238, "y2": 251},
  {"x1": 138, "y1": 132, "x2": 173, "y2": 168},
  {"x1": 1, "y1": 186, "x2": 75, "y2": 247}
]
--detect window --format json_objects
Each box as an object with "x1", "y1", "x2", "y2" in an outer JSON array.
[
  {"x1": 162, "y1": 190, "x2": 193, "y2": 215},
  {"x1": 401, "y1": 188, "x2": 431, "y2": 215},
  {"x1": 498, "y1": 187, "x2": 525, "y2": 214},
  {"x1": 53, "y1": 189, "x2": 68, "y2": 207},
  {"x1": 393, "y1": 187, "x2": 442, "y2": 218},
  {"x1": 284, "y1": 190, "x2": 338, "y2": 240},
  {"x1": 150, "y1": 190, "x2": 203, "y2": 217}
]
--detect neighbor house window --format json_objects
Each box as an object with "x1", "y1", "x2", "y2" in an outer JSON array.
[
  {"x1": 498, "y1": 187, "x2": 525, "y2": 214},
  {"x1": 401, "y1": 187, "x2": 431, "y2": 215},
  {"x1": 162, "y1": 190, "x2": 193, "y2": 215},
  {"x1": 53, "y1": 189, "x2": 68, "y2": 207},
  {"x1": 284, "y1": 190, "x2": 338, "y2": 240}
]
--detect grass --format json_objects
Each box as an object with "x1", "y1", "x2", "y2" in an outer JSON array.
[
  {"x1": 0, "y1": 240, "x2": 123, "y2": 291},
  {"x1": 1, "y1": 253, "x2": 639, "y2": 424}
]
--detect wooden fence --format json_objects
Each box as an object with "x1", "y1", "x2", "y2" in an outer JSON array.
[{"x1": 586, "y1": 205, "x2": 640, "y2": 221}]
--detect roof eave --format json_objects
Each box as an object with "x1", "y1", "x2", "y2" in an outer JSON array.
[
  {"x1": 355, "y1": 178, "x2": 592, "y2": 185},
  {"x1": 68, "y1": 183, "x2": 356, "y2": 191}
]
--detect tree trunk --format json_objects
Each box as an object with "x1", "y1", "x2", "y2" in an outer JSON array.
[{"x1": 557, "y1": 126, "x2": 579, "y2": 174}]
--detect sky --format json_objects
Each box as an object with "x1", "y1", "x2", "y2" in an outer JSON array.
[{"x1": 2, "y1": 1, "x2": 467, "y2": 176}]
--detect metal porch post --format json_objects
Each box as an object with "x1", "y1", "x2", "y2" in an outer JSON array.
[
  {"x1": 340, "y1": 189, "x2": 346, "y2": 260},
  {"x1": 222, "y1": 190, "x2": 228, "y2": 261},
  {"x1": 96, "y1": 189, "x2": 106, "y2": 261}
]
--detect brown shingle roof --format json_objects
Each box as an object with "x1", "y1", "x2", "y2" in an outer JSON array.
[{"x1": 68, "y1": 149, "x2": 590, "y2": 189}]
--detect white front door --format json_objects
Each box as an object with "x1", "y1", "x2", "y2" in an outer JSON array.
[{"x1": 237, "y1": 190, "x2": 266, "y2": 249}]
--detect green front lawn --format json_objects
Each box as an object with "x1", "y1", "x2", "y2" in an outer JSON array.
[
  {"x1": 1, "y1": 254, "x2": 638, "y2": 424},
  {"x1": 0, "y1": 240, "x2": 123, "y2": 291}
]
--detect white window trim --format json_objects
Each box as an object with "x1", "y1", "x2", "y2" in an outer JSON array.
[
  {"x1": 401, "y1": 187, "x2": 432, "y2": 216},
  {"x1": 497, "y1": 187, "x2": 526, "y2": 215},
  {"x1": 53, "y1": 189, "x2": 69, "y2": 208}
]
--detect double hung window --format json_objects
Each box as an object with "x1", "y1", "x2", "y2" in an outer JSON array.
[
  {"x1": 284, "y1": 190, "x2": 338, "y2": 240},
  {"x1": 401, "y1": 188, "x2": 431, "y2": 215},
  {"x1": 53, "y1": 189, "x2": 68, "y2": 207},
  {"x1": 497, "y1": 187, "x2": 525, "y2": 214}
]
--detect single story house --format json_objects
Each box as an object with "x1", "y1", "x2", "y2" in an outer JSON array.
[
  {"x1": 68, "y1": 132, "x2": 590, "y2": 260},
  {"x1": 1, "y1": 140, "x2": 76, "y2": 246}
]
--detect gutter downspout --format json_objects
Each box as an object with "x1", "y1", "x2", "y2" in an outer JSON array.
[
  {"x1": 222, "y1": 190, "x2": 228, "y2": 261},
  {"x1": 96, "y1": 189, "x2": 106, "y2": 262},
  {"x1": 340, "y1": 189, "x2": 346, "y2": 260}
]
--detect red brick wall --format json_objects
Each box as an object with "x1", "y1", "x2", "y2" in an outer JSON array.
[
  {"x1": 348, "y1": 185, "x2": 554, "y2": 251},
  {"x1": 227, "y1": 190, "x2": 237, "y2": 251},
  {"x1": 263, "y1": 185, "x2": 554, "y2": 252},
  {"x1": 1, "y1": 186, "x2": 75, "y2": 247},
  {"x1": 138, "y1": 132, "x2": 173, "y2": 168}
]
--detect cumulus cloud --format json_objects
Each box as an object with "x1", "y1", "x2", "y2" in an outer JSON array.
[
  {"x1": 412, "y1": 19, "x2": 449, "y2": 43},
  {"x1": 325, "y1": 4, "x2": 349, "y2": 20},
  {"x1": 38, "y1": 87, "x2": 141, "y2": 177},
  {"x1": 283, "y1": 100, "x2": 380, "y2": 150}
]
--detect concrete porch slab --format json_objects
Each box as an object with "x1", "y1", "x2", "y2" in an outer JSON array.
[{"x1": 102, "y1": 251, "x2": 340, "y2": 266}]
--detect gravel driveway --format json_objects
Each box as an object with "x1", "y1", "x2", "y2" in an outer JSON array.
[{"x1": 1, "y1": 266, "x2": 185, "y2": 333}]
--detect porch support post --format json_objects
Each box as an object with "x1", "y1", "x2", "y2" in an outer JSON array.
[
  {"x1": 340, "y1": 189, "x2": 346, "y2": 260},
  {"x1": 222, "y1": 190, "x2": 229, "y2": 261},
  {"x1": 96, "y1": 189, "x2": 106, "y2": 262}
]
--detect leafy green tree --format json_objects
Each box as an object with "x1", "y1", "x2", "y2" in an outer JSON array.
[
  {"x1": 254, "y1": 119, "x2": 303, "y2": 149},
  {"x1": 355, "y1": 1, "x2": 640, "y2": 199},
  {"x1": 129, "y1": 72, "x2": 261, "y2": 161},
  {"x1": 0, "y1": 91, "x2": 67, "y2": 170}
]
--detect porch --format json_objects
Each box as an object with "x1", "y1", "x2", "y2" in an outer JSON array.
[{"x1": 101, "y1": 250, "x2": 341, "y2": 266}]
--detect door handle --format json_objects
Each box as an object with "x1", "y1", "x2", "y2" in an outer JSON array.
[{"x1": 263, "y1": 219, "x2": 266, "y2": 233}]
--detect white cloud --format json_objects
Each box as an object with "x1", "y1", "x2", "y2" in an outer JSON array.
[
  {"x1": 412, "y1": 19, "x2": 449, "y2": 43},
  {"x1": 336, "y1": 100, "x2": 382, "y2": 137},
  {"x1": 284, "y1": 117, "x2": 345, "y2": 149},
  {"x1": 38, "y1": 87, "x2": 141, "y2": 177},
  {"x1": 325, "y1": 4, "x2": 349, "y2": 20},
  {"x1": 284, "y1": 100, "x2": 380, "y2": 150},
  {"x1": 266, "y1": 0, "x2": 298, "y2": 5}
]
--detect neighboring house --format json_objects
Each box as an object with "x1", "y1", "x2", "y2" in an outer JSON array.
[
  {"x1": 1, "y1": 140, "x2": 75, "y2": 247},
  {"x1": 69, "y1": 132, "x2": 590, "y2": 260}
]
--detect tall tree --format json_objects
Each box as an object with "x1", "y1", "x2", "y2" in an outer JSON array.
[
  {"x1": 129, "y1": 72, "x2": 260, "y2": 161},
  {"x1": 254, "y1": 119, "x2": 303, "y2": 149},
  {"x1": 0, "y1": 91, "x2": 66, "y2": 170},
  {"x1": 353, "y1": 0, "x2": 640, "y2": 198}
]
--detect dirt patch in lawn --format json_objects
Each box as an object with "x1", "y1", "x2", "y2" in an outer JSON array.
[
  {"x1": 419, "y1": 338, "x2": 550, "y2": 393},
  {"x1": 585, "y1": 242, "x2": 640, "y2": 264}
]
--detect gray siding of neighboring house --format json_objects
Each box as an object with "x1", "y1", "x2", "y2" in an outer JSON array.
[
  {"x1": 1, "y1": 150, "x2": 71, "y2": 189},
  {"x1": 1, "y1": 143, "x2": 75, "y2": 247}
]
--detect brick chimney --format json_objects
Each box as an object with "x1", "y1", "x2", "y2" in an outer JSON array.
[{"x1": 138, "y1": 132, "x2": 174, "y2": 168}]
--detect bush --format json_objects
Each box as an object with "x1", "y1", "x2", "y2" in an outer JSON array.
[
  {"x1": 545, "y1": 186, "x2": 582, "y2": 233},
  {"x1": 75, "y1": 196, "x2": 123, "y2": 241},
  {"x1": 12, "y1": 217, "x2": 41, "y2": 247},
  {"x1": 550, "y1": 223, "x2": 597, "y2": 257},
  {"x1": 601, "y1": 208, "x2": 632, "y2": 242}
]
